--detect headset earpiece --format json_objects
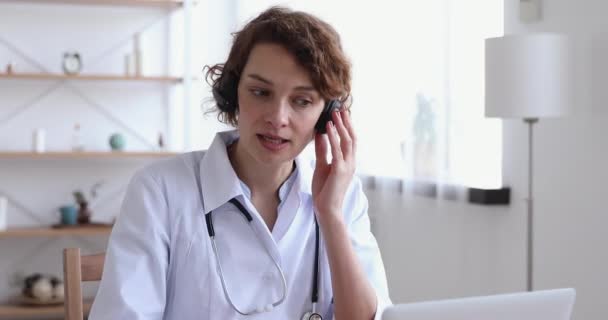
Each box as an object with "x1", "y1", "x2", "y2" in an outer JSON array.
[{"x1": 315, "y1": 99, "x2": 341, "y2": 134}]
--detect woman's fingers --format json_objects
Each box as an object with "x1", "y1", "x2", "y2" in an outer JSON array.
[
  {"x1": 332, "y1": 110, "x2": 353, "y2": 160},
  {"x1": 326, "y1": 119, "x2": 343, "y2": 162},
  {"x1": 319, "y1": 110, "x2": 357, "y2": 168},
  {"x1": 340, "y1": 110, "x2": 357, "y2": 158},
  {"x1": 314, "y1": 133, "x2": 329, "y2": 167}
]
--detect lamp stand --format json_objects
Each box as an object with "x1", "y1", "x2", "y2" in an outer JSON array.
[{"x1": 524, "y1": 117, "x2": 538, "y2": 292}]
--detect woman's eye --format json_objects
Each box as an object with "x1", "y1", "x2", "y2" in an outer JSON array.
[
  {"x1": 294, "y1": 98, "x2": 312, "y2": 107},
  {"x1": 250, "y1": 88, "x2": 269, "y2": 97}
]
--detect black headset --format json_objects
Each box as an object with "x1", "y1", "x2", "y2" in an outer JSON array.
[
  {"x1": 212, "y1": 72, "x2": 341, "y2": 134},
  {"x1": 314, "y1": 99, "x2": 341, "y2": 134}
]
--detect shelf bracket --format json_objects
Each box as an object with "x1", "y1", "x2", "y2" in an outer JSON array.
[
  {"x1": 0, "y1": 188, "x2": 45, "y2": 224},
  {"x1": 64, "y1": 84, "x2": 157, "y2": 149},
  {"x1": 0, "y1": 81, "x2": 65, "y2": 126},
  {"x1": 0, "y1": 34, "x2": 48, "y2": 73},
  {"x1": 1, "y1": 237, "x2": 59, "y2": 274}
]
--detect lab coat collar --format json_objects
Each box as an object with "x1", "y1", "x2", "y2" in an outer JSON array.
[
  {"x1": 294, "y1": 152, "x2": 313, "y2": 196},
  {"x1": 199, "y1": 130, "x2": 314, "y2": 214},
  {"x1": 199, "y1": 130, "x2": 242, "y2": 214}
]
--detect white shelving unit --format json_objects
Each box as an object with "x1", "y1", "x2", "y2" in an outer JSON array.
[{"x1": 0, "y1": 0, "x2": 193, "y2": 318}]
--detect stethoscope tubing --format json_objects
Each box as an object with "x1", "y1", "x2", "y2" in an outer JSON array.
[
  {"x1": 205, "y1": 197, "x2": 320, "y2": 316},
  {"x1": 209, "y1": 228, "x2": 287, "y2": 315}
]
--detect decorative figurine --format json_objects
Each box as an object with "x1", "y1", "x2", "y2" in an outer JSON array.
[
  {"x1": 158, "y1": 132, "x2": 164, "y2": 150},
  {"x1": 6, "y1": 61, "x2": 15, "y2": 74},
  {"x1": 109, "y1": 133, "x2": 126, "y2": 151},
  {"x1": 71, "y1": 123, "x2": 84, "y2": 151},
  {"x1": 22, "y1": 273, "x2": 64, "y2": 303}
]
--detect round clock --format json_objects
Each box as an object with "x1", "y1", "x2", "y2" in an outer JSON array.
[{"x1": 62, "y1": 52, "x2": 82, "y2": 75}]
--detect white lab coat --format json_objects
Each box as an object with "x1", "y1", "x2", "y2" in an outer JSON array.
[{"x1": 89, "y1": 130, "x2": 391, "y2": 320}]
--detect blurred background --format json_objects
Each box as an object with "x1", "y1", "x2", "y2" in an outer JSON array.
[{"x1": 1, "y1": 0, "x2": 607, "y2": 319}]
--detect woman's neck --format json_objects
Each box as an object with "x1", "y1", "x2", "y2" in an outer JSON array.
[{"x1": 228, "y1": 140, "x2": 294, "y2": 196}]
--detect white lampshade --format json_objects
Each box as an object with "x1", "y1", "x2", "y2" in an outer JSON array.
[{"x1": 485, "y1": 33, "x2": 573, "y2": 118}]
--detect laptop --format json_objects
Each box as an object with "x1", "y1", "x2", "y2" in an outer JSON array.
[{"x1": 382, "y1": 288, "x2": 576, "y2": 320}]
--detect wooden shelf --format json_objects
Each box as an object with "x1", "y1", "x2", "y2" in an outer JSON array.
[
  {"x1": 0, "y1": 226, "x2": 112, "y2": 239},
  {"x1": 0, "y1": 151, "x2": 179, "y2": 160},
  {"x1": 0, "y1": 72, "x2": 183, "y2": 83},
  {"x1": 0, "y1": 0, "x2": 190, "y2": 8},
  {"x1": 0, "y1": 301, "x2": 92, "y2": 317}
]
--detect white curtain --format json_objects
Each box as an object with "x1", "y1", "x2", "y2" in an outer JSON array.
[{"x1": 213, "y1": 1, "x2": 504, "y2": 198}]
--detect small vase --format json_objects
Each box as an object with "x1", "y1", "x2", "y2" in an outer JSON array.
[{"x1": 77, "y1": 203, "x2": 91, "y2": 224}]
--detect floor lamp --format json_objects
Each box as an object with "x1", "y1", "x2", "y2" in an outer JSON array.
[{"x1": 485, "y1": 33, "x2": 573, "y2": 291}]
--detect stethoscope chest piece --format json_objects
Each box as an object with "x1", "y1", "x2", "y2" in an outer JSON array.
[{"x1": 302, "y1": 311, "x2": 323, "y2": 320}]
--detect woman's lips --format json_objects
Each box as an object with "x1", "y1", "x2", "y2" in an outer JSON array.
[{"x1": 257, "y1": 134, "x2": 289, "y2": 151}]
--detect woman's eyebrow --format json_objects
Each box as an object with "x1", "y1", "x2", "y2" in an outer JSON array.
[
  {"x1": 246, "y1": 73, "x2": 316, "y2": 92},
  {"x1": 293, "y1": 86, "x2": 317, "y2": 92},
  {"x1": 247, "y1": 73, "x2": 273, "y2": 85}
]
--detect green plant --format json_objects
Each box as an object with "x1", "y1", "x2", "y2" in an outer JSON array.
[
  {"x1": 72, "y1": 181, "x2": 103, "y2": 211},
  {"x1": 73, "y1": 190, "x2": 87, "y2": 206}
]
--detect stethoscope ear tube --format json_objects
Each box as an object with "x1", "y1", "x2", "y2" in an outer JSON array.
[
  {"x1": 303, "y1": 217, "x2": 322, "y2": 320},
  {"x1": 205, "y1": 197, "x2": 321, "y2": 317},
  {"x1": 312, "y1": 216, "x2": 320, "y2": 304},
  {"x1": 205, "y1": 199, "x2": 288, "y2": 315},
  {"x1": 205, "y1": 213, "x2": 215, "y2": 237},
  {"x1": 228, "y1": 198, "x2": 253, "y2": 221}
]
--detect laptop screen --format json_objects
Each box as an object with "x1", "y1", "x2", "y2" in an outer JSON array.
[{"x1": 382, "y1": 288, "x2": 575, "y2": 320}]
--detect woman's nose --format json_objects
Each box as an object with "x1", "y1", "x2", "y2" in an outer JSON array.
[{"x1": 264, "y1": 99, "x2": 290, "y2": 128}]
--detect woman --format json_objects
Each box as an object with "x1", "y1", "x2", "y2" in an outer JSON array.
[{"x1": 89, "y1": 6, "x2": 390, "y2": 320}]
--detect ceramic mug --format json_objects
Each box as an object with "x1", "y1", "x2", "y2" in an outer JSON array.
[{"x1": 59, "y1": 205, "x2": 77, "y2": 225}]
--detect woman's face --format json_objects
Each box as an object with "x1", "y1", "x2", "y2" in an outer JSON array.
[{"x1": 236, "y1": 43, "x2": 325, "y2": 167}]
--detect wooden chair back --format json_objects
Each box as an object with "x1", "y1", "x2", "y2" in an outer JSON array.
[{"x1": 63, "y1": 248, "x2": 105, "y2": 320}]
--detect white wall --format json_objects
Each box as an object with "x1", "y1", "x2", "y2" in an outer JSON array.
[
  {"x1": 497, "y1": 1, "x2": 608, "y2": 319},
  {"x1": 367, "y1": 188, "x2": 508, "y2": 303}
]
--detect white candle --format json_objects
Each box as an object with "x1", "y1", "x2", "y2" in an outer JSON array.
[
  {"x1": 134, "y1": 33, "x2": 142, "y2": 76},
  {"x1": 0, "y1": 196, "x2": 7, "y2": 231},
  {"x1": 134, "y1": 50, "x2": 142, "y2": 76},
  {"x1": 33, "y1": 128, "x2": 45, "y2": 153}
]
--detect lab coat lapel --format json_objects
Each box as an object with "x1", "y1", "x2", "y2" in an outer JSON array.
[
  {"x1": 270, "y1": 191, "x2": 298, "y2": 243},
  {"x1": 200, "y1": 131, "x2": 318, "y2": 269},
  {"x1": 271, "y1": 153, "x2": 315, "y2": 243},
  {"x1": 236, "y1": 195, "x2": 283, "y2": 266},
  {"x1": 199, "y1": 130, "x2": 242, "y2": 214}
]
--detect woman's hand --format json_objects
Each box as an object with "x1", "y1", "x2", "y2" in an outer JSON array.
[{"x1": 312, "y1": 109, "x2": 357, "y2": 224}]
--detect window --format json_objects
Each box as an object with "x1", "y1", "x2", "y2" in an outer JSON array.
[{"x1": 196, "y1": 1, "x2": 504, "y2": 189}]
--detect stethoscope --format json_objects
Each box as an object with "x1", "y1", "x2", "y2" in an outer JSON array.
[{"x1": 205, "y1": 197, "x2": 323, "y2": 320}]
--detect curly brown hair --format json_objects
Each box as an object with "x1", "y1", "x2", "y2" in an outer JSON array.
[{"x1": 204, "y1": 6, "x2": 352, "y2": 126}]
